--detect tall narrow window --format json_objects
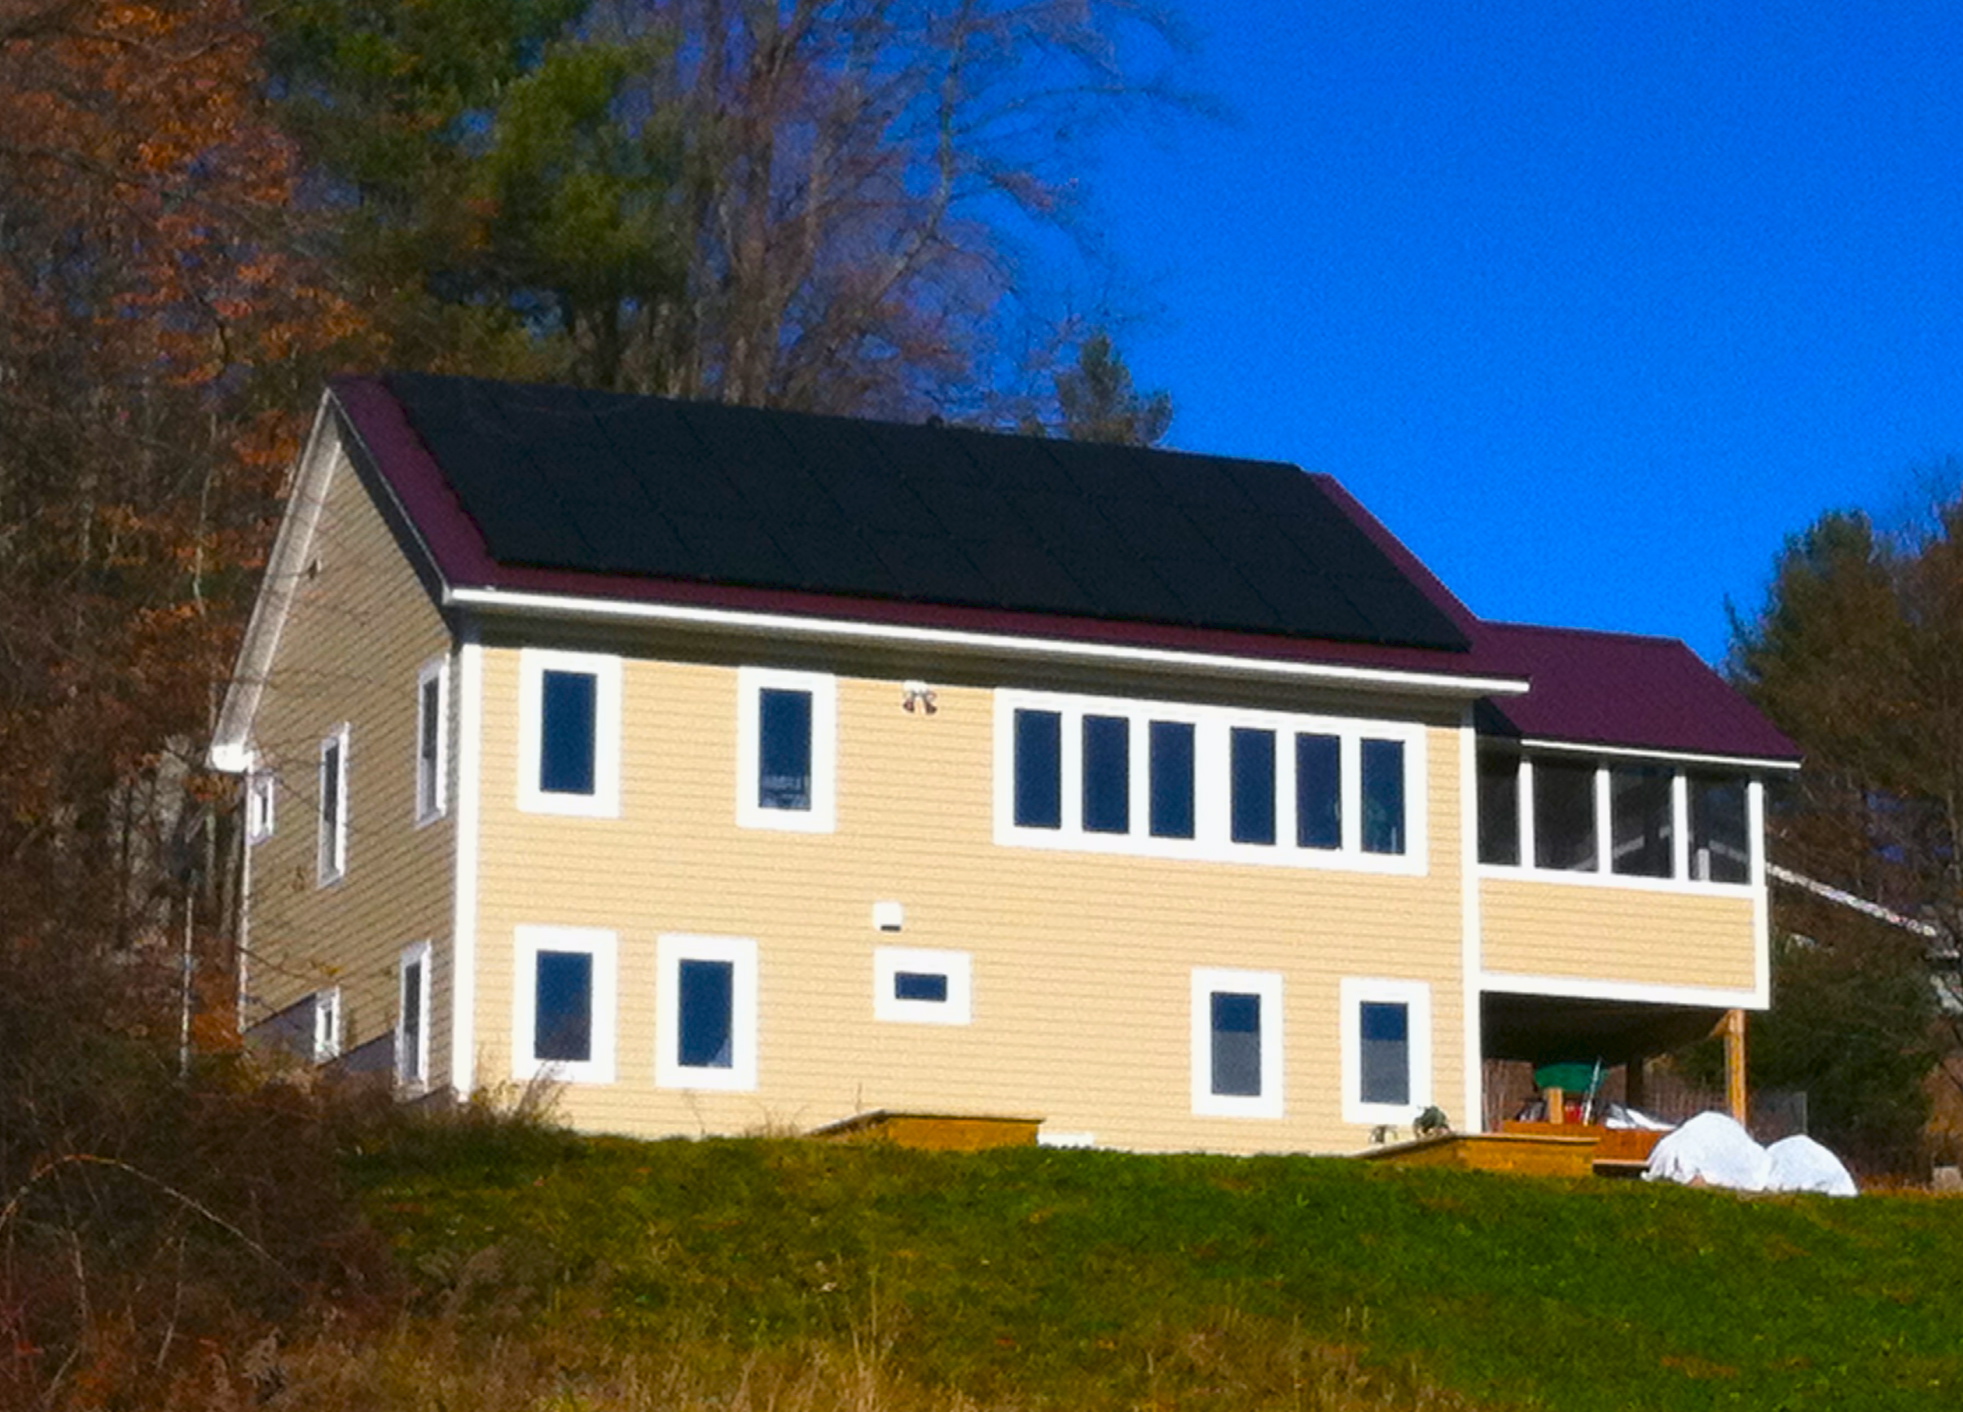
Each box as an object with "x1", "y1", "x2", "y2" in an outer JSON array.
[
  {"x1": 1476, "y1": 745, "x2": 1520, "y2": 865},
  {"x1": 1014, "y1": 709, "x2": 1063, "y2": 829},
  {"x1": 398, "y1": 942, "x2": 431, "y2": 1088},
  {"x1": 1149, "y1": 720, "x2": 1195, "y2": 839},
  {"x1": 317, "y1": 726, "x2": 348, "y2": 884},
  {"x1": 1690, "y1": 773, "x2": 1751, "y2": 883},
  {"x1": 1191, "y1": 968, "x2": 1283, "y2": 1118},
  {"x1": 416, "y1": 658, "x2": 448, "y2": 823},
  {"x1": 540, "y1": 671, "x2": 597, "y2": 796},
  {"x1": 312, "y1": 988, "x2": 342, "y2": 1063},
  {"x1": 1082, "y1": 715, "x2": 1130, "y2": 834},
  {"x1": 519, "y1": 651, "x2": 621, "y2": 817},
  {"x1": 657, "y1": 934, "x2": 758, "y2": 1091},
  {"x1": 1610, "y1": 765, "x2": 1673, "y2": 877},
  {"x1": 1341, "y1": 978, "x2": 1431, "y2": 1125},
  {"x1": 1358, "y1": 1002, "x2": 1410, "y2": 1105},
  {"x1": 1533, "y1": 759, "x2": 1598, "y2": 871},
  {"x1": 737, "y1": 668, "x2": 836, "y2": 831},
  {"x1": 1230, "y1": 727, "x2": 1277, "y2": 845},
  {"x1": 759, "y1": 689, "x2": 813, "y2": 810},
  {"x1": 1295, "y1": 733, "x2": 1341, "y2": 850},
  {"x1": 513, "y1": 926, "x2": 616, "y2": 1084},
  {"x1": 1360, "y1": 738, "x2": 1406, "y2": 855},
  {"x1": 246, "y1": 770, "x2": 276, "y2": 845}
]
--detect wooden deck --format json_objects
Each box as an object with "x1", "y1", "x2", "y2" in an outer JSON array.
[
  {"x1": 1353, "y1": 1124, "x2": 1666, "y2": 1178},
  {"x1": 807, "y1": 1110, "x2": 1044, "y2": 1151}
]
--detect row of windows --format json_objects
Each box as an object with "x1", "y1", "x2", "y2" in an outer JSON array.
[
  {"x1": 996, "y1": 692, "x2": 1427, "y2": 872},
  {"x1": 513, "y1": 926, "x2": 1430, "y2": 1126},
  {"x1": 1476, "y1": 747, "x2": 1755, "y2": 885}
]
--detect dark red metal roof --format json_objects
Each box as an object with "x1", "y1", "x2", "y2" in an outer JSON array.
[{"x1": 328, "y1": 373, "x2": 1799, "y2": 763}]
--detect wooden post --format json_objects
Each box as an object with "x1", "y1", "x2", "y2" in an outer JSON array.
[
  {"x1": 1723, "y1": 1008, "x2": 1748, "y2": 1125},
  {"x1": 1545, "y1": 1086, "x2": 1564, "y2": 1126}
]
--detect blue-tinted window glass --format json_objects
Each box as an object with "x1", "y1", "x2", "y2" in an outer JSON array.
[
  {"x1": 533, "y1": 951, "x2": 592, "y2": 1062},
  {"x1": 893, "y1": 971, "x2": 949, "y2": 1003},
  {"x1": 1149, "y1": 720, "x2": 1195, "y2": 839},
  {"x1": 678, "y1": 959, "x2": 734, "y2": 1068},
  {"x1": 1359, "y1": 1001, "x2": 1410, "y2": 1105},
  {"x1": 540, "y1": 670, "x2": 598, "y2": 795},
  {"x1": 1230, "y1": 728, "x2": 1277, "y2": 845},
  {"x1": 1295, "y1": 733, "x2": 1342, "y2": 850},
  {"x1": 1210, "y1": 991, "x2": 1262, "y2": 1096},
  {"x1": 758, "y1": 688, "x2": 813, "y2": 811},
  {"x1": 1361, "y1": 738, "x2": 1406, "y2": 855},
  {"x1": 1013, "y1": 710, "x2": 1062, "y2": 828},
  {"x1": 1082, "y1": 714, "x2": 1130, "y2": 834}
]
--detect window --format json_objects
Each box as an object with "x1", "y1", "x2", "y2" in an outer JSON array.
[
  {"x1": 1610, "y1": 764, "x2": 1673, "y2": 877},
  {"x1": 736, "y1": 668, "x2": 837, "y2": 831},
  {"x1": 1191, "y1": 968, "x2": 1283, "y2": 1118},
  {"x1": 1533, "y1": 758, "x2": 1597, "y2": 872},
  {"x1": 246, "y1": 770, "x2": 276, "y2": 845},
  {"x1": 1149, "y1": 720, "x2": 1196, "y2": 839},
  {"x1": 1476, "y1": 745, "x2": 1520, "y2": 865},
  {"x1": 1690, "y1": 772, "x2": 1751, "y2": 883},
  {"x1": 873, "y1": 947, "x2": 973, "y2": 1024},
  {"x1": 1082, "y1": 715, "x2": 1130, "y2": 834},
  {"x1": 518, "y1": 650, "x2": 622, "y2": 817},
  {"x1": 1361, "y1": 738, "x2": 1406, "y2": 855},
  {"x1": 317, "y1": 726, "x2": 349, "y2": 884},
  {"x1": 416, "y1": 658, "x2": 449, "y2": 824},
  {"x1": 1479, "y1": 746, "x2": 1758, "y2": 889},
  {"x1": 656, "y1": 934, "x2": 757, "y2": 1091},
  {"x1": 1294, "y1": 733, "x2": 1341, "y2": 850},
  {"x1": 998, "y1": 691, "x2": 1425, "y2": 872},
  {"x1": 398, "y1": 941, "x2": 431, "y2": 1088},
  {"x1": 1013, "y1": 708, "x2": 1062, "y2": 828},
  {"x1": 1340, "y1": 978, "x2": 1432, "y2": 1126},
  {"x1": 512, "y1": 926, "x2": 616, "y2": 1084},
  {"x1": 312, "y1": 988, "x2": 342, "y2": 1063},
  {"x1": 1230, "y1": 727, "x2": 1277, "y2": 845}
]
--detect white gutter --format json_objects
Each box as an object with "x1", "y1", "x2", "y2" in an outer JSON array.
[
  {"x1": 442, "y1": 586, "x2": 1532, "y2": 698},
  {"x1": 1518, "y1": 735, "x2": 1802, "y2": 773}
]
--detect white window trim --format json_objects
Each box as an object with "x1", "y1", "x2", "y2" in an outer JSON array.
[
  {"x1": 873, "y1": 946, "x2": 973, "y2": 1025},
  {"x1": 656, "y1": 933, "x2": 758, "y2": 1092},
  {"x1": 1479, "y1": 753, "x2": 1760, "y2": 897},
  {"x1": 311, "y1": 986, "x2": 342, "y2": 1063},
  {"x1": 1191, "y1": 967, "x2": 1285, "y2": 1119},
  {"x1": 397, "y1": 940, "x2": 432, "y2": 1090},
  {"x1": 512, "y1": 925, "x2": 617, "y2": 1085},
  {"x1": 246, "y1": 769, "x2": 276, "y2": 845},
  {"x1": 735, "y1": 666, "x2": 837, "y2": 833},
  {"x1": 517, "y1": 649, "x2": 622, "y2": 818},
  {"x1": 317, "y1": 724, "x2": 349, "y2": 886},
  {"x1": 995, "y1": 690, "x2": 1427, "y2": 875},
  {"x1": 1340, "y1": 977, "x2": 1433, "y2": 1127},
  {"x1": 415, "y1": 656, "x2": 450, "y2": 826}
]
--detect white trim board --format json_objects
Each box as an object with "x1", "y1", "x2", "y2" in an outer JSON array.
[
  {"x1": 446, "y1": 586, "x2": 1530, "y2": 700},
  {"x1": 1515, "y1": 736, "x2": 1801, "y2": 773},
  {"x1": 1479, "y1": 971, "x2": 1766, "y2": 1010}
]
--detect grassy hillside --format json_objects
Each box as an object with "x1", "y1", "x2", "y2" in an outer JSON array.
[{"x1": 337, "y1": 1119, "x2": 1963, "y2": 1412}]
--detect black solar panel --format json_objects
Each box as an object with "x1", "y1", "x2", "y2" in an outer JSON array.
[{"x1": 380, "y1": 373, "x2": 1471, "y2": 650}]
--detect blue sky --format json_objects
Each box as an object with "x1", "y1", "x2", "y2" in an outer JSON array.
[{"x1": 1091, "y1": 0, "x2": 1963, "y2": 663}]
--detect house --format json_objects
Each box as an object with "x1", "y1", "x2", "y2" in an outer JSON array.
[{"x1": 208, "y1": 373, "x2": 1799, "y2": 1153}]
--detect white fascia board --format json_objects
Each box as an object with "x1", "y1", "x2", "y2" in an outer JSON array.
[
  {"x1": 207, "y1": 397, "x2": 343, "y2": 772},
  {"x1": 1480, "y1": 970, "x2": 1767, "y2": 1011},
  {"x1": 1515, "y1": 736, "x2": 1802, "y2": 773},
  {"x1": 443, "y1": 586, "x2": 1531, "y2": 699}
]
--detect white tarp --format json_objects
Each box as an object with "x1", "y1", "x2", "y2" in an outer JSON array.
[
  {"x1": 1644, "y1": 1112, "x2": 1858, "y2": 1196},
  {"x1": 1764, "y1": 1135, "x2": 1859, "y2": 1197}
]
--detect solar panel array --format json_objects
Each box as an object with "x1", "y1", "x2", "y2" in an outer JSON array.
[{"x1": 384, "y1": 373, "x2": 1470, "y2": 651}]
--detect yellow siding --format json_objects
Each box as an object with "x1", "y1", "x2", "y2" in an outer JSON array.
[
  {"x1": 1480, "y1": 877, "x2": 1757, "y2": 992},
  {"x1": 474, "y1": 647, "x2": 1468, "y2": 1154},
  {"x1": 245, "y1": 445, "x2": 456, "y2": 1083}
]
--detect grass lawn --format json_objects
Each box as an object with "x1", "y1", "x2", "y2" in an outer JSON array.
[{"x1": 352, "y1": 1122, "x2": 1963, "y2": 1411}]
